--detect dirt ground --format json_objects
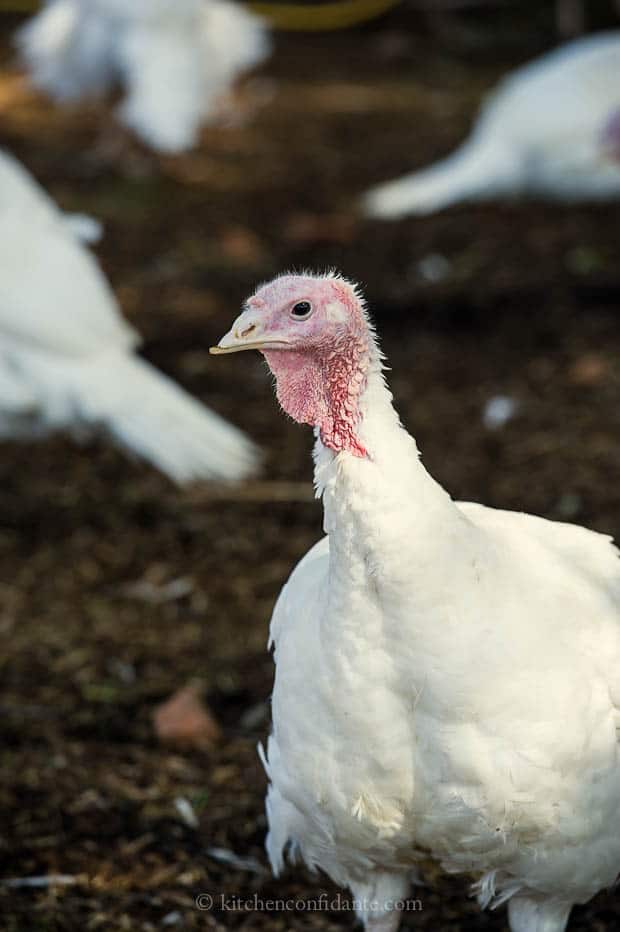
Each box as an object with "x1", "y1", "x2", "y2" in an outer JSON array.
[{"x1": 2, "y1": 5, "x2": 620, "y2": 931}]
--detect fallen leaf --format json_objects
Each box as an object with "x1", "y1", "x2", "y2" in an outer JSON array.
[{"x1": 153, "y1": 682, "x2": 221, "y2": 750}]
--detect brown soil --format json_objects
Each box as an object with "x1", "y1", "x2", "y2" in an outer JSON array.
[{"x1": 1, "y1": 6, "x2": 620, "y2": 930}]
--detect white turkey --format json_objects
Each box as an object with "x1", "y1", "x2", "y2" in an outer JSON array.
[
  {"x1": 16, "y1": 0, "x2": 271, "y2": 153},
  {"x1": 363, "y1": 32, "x2": 620, "y2": 218},
  {"x1": 0, "y1": 147, "x2": 101, "y2": 244},
  {"x1": 211, "y1": 271, "x2": 620, "y2": 932},
  {"x1": 0, "y1": 151, "x2": 259, "y2": 482}
]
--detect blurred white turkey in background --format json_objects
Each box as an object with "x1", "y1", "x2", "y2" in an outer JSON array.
[
  {"x1": 0, "y1": 150, "x2": 259, "y2": 482},
  {"x1": 0, "y1": 147, "x2": 102, "y2": 243},
  {"x1": 16, "y1": 0, "x2": 271, "y2": 153},
  {"x1": 363, "y1": 32, "x2": 620, "y2": 218}
]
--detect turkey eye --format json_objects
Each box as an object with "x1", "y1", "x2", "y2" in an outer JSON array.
[{"x1": 291, "y1": 301, "x2": 312, "y2": 319}]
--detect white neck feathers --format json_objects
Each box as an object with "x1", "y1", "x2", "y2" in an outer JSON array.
[{"x1": 312, "y1": 350, "x2": 460, "y2": 598}]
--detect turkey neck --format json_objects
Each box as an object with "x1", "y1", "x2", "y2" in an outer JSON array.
[{"x1": 313, "y1": 352, "x2": 468, "y2": 605}]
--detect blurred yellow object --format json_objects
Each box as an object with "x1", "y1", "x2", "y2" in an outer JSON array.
[
  {"x1": 0, "y1": 0, "x2": 401, "y2": 29},
  {"x1": 0, "y1": 0, "x2": 38, "y2": 10},
  {"x1": 247, "y1": 0, "x2": 401, "y2": 30}
]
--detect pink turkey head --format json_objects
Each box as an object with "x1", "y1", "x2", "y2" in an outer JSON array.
[{"x1": 211, "y1": 273, "x2": 373, "y2": 457}]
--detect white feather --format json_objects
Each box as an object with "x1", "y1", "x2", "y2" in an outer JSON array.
[
  {"x1": 363, "y1": 32, "x2": 620, "y2": 217},
  {"x1": 16, "y1": 0, "x2": 271, "y2": 153},
  {"x1": 0, "y1": 152, "x2": 259, "y2": 482},
  {"x1": 262, "y1": 306, "x2": 620, "y2": 931}
]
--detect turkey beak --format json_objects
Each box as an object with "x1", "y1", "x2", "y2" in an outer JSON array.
[
  {"x1": 210, "y1": 311, "x2": 289, "y2": 355},
  {"x1": 210, "y1": 311, "x2": 267, "y2": 355}
]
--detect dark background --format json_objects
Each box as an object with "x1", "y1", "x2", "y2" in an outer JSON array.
[{"x1": 1, "y1": 2, "x2": 620, "y2": 929}]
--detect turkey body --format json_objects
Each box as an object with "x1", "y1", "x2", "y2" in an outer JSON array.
[
  {"x1": 363, "y1": 32, "x2": 620, "y2": 218},
  {"x1": 262, "y1": 364, "x2": 620, "y2": 931},
  {"x1": 0, "y1": 152, "x2": 258, "y2": 482},
  {"x1": 17, "y1": 0, "x2": 271, "y2": 152}
]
